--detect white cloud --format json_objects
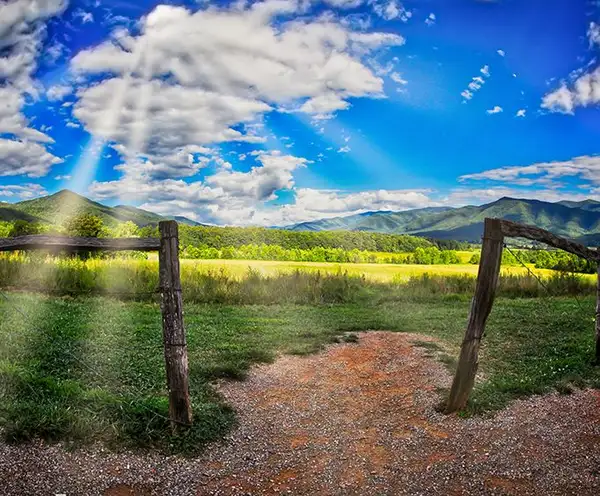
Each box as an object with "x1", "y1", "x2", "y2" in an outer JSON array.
[
  {"x1": 390, "y1": 72, "x2": 407, "y2": 85},
  {"x1": 73, "y1": 9, "x2": 93, "y2": 24},
  {"x1": 425, "y1": 13, "x2": 436, "y2": 26},
  {"x1": 46, "y1": 84, "x2": 72, "y2": 101},
  {"x1": 55, "y1": 175, "x2": 72, "y2": 181},
  {"x1": 461, "y1": 67, "x2": 490, "y2": 101},
  {"x1": 0, "y1": 0, "x2": 67, "y2": 93},
  {"x1": 445, "y1": 187, "x2": 592, "y2": 206},
  {"x1": 88, "y1": 150, "x2": 311, "y2": 225},
  {"x1": 71, "y1": 0, "x2": 403, "y2": 218},
  {"x1": 324, "y1": 0, "x2": 364, "y2": 8},
  {"x1": 516, "y1": 109, "x2": 526, "y2": 117},
  {"x1": 298, "y1": 93, "x2": 350, "y2": 119},
  {"x1": 486, "y1": 105, "x2": 503, "y2": 114},
  {"x1": 497, "y1": 49, "x2": 505, "y2": 57},
  {"x1": 369, "y1": 1, "x2": 412, "y2": 22},
  {"x1": 0, "y1": 138, "x2": 63, "y2": 177},
  {"x1": 459, "y1": 155, "x2": 600, "y2": 187},
  {"x1": 338, "y1": 145, "x2": 351, "y2": 153},
  {"x1": 588, "y1": 22, "x2": 600, "y2": 47},
  {"x1": 0, "y1": 0, "x2": 65, "y2": 179},
  {"x1": 541, "y1": 68, "x2": 600, "y2": 114},
  {"x1": 0, "y1": 183, "x2": 47, "y2": 200},
  {"x1": 140, "y1": 187, "x2": 436, "y2": 226}
]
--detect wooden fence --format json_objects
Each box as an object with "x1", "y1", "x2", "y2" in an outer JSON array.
[
  {"x1": 445, "y1": 217, "x2": 600, "y2": 413},
  {"x1": 0, "y1": 221, "x2": 192, "y2": 429}
]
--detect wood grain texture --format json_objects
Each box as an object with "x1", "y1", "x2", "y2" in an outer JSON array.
[
  {"x1": 498, "y1": 219, "x2": 599, "y2": 261},
  {"x1": 445, "y1": 218, "x2": 504, "y2": 413},
  {"x1": 158, "y1": 221, "x2": 193, "y2": 428},
  {"x1": 0, "y1": 235, "x2": 160, "y2": 252}
]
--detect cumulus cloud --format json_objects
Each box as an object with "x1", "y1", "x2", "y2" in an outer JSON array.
[
  {"x1": 541, "y1": 68, "x2": 600, "y2": 114},
  {"x1": 486, "y1": 105, "x2": 503, "y2": 114},
  {"x1": 425, "y1": 13, "x2": 436, "y2": 26},
  {"x1": 497, "y1": 49, "x2": 505, "y2": 57},
  {"x1": 0, "y1": 0, "x2": 65, "y2": 178},
  {"x1": 540, "y1": 21, "x2": 600, "y2": 114},
  {"x1": 140, "y1": 187, "x2": 436, "y2": 227},
  {"x1": 71, "y1": 0, "x2": 405, "y2": 221},
  {"x1": 324, "y1": 0, "x2": 364, "y2": 8},
  {"x1": 0, "y1": 183, "x2": 48, "y2": 199},
  {"x1": 0, "y1": 138, "x2": 63, "y2": 177},
  {"x1": 46, "y1": 84, "x2": 72, "y2": 101},
  {"x1": 0, "y1": 0, "x2": 67, "y2": 92},
  {"x1": 516, "y1": 109, "x2": 526, "y2": 117},
  {"x1": 460, "y1": 66, "x2": 490, "y2": 101},
  {"x1": 459, "y1": 155, "x2": 600, "y2": 187},
  {"x1": 369, "y1": 1, "x2": 412, "y2": 22}
]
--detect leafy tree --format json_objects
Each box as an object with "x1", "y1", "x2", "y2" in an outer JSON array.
[
  {"x1": 8, "y1": 220, "x2": 43, "y2": 237},
  {"x1": 0, "y1": 222, "x2": 12, "y2": 237},
  {"x1": 111, "y1": 221, "x2": 140, "y2": 238},
  {"x1": 64, "y1": 214, "x2": 106, "y2": 238}
]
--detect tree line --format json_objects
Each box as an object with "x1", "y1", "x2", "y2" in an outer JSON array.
[
  {"x1": 470, "y1": 248, "x2": 598, "y2": 274},
  {"x1": 0, "y1": 215, "x2": 471, "y2": 252},
  {"x1": 182, "y1": 244, "x2": 462, "y2": 265}
]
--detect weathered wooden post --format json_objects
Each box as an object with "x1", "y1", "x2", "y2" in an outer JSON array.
[
  {"x1": 596, "y1": 258, "x2": 600, "y2": 364},
  {"x1": 445, "y1": 218, "x2": 504, "y2": 413},
  {"x1": 158, "y1": 220, "x2": 193, "y2": 428}
]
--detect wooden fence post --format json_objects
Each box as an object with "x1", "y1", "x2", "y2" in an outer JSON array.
[
  {"x1": 596, "y1": 260, "x2": 600, "y2": 364},
  {"x1": 445, "y1": 218, "x2": 504, "y2": 413},
  {"x1": 158, "y1": 220, "x2": 193, "y2": 428}
]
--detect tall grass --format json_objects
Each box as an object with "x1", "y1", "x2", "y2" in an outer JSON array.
[{"x1": 0, "y1": 253, "x2": 595, "y2": 303}]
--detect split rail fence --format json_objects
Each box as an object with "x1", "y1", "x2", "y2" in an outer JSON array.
[
  {"x1": 445, "y1": 217, "x2": 600, "y2": 413},
  {"x1": 0, "y1": 220, "x2": 192, "y2": 429}
]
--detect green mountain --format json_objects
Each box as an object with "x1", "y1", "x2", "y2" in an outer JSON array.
[
  {"x1": 286, "y1": 197, "x2": 600, "y2": 243},
  {"x1": 557, "y1": 199, "x2": 600, "y2": 212},
  {"x1": 0, "y1": 190, "x2": 203, "y2": 227}
]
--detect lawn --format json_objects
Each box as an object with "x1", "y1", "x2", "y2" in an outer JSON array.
[{"x1": 1, "y1": 290, "x2": 599, "y2": 454}]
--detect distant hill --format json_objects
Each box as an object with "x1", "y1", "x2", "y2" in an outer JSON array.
[
  {"x1": 0, "y1": 190, "x2": 205, "y2": 227},
  {"x1": 4, "y1": 191, "x2": 600, "y2": 243},
  {"x1": 285, "y1": 197, "x2": 600, "y2": 243}
]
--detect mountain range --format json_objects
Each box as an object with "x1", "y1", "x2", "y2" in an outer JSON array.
[
  {"x1": 3, "y1": 190, "x2": 600, "y2": 243},
  {"x1": 284, "y1": 197, "x2": 600, "y2": 244},
  {"x1": 0, "y1": 190, "x2": 203, "y2": 227}
]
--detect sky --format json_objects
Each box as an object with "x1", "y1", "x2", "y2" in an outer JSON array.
[{"x1": 1, "y1": 0, "x2": 600, "y2": 226}]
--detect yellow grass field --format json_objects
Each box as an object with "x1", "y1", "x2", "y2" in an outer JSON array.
[{"x1": 179, "y1": 258, "x2": 567, "y2": 282}]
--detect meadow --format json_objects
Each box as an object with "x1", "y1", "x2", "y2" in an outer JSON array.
[{"x1": 1, "y1": 249, "x2": 599, "y2": 455}]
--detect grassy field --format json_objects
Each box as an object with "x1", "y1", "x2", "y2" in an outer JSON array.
[
  {"x1": 180, "y1": 258, "x2": 562, "y2": 281},
  {"x1": 1, "y1": 283, "x2": 599, "y2": 454}
]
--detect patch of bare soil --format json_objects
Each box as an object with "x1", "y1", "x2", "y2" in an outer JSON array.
[{"x1": 1, "y1": 332, "x2": 599, "y2": 495}]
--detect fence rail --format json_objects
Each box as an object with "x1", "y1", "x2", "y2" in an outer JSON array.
[
  {"x1": 445, "y1": 217, "x2": 600, "y2": 414},
  {"x1": 0, "y1": 235, "x2": 160, "y2": 252}
]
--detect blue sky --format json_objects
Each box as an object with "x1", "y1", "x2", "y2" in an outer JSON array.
[{"x1": 1, "y1": 0, "x2": 600, "y2": 225}]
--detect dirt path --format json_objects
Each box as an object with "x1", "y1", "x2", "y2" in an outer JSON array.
[{"x1": 1, "y1": 332, "x2": 599, "y2": 495}]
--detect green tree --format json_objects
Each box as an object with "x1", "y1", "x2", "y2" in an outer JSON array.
[
  {"x1": 111, "y1": 221, "x2": 140, "y2": 238},
  {"x1": 8, "y1": 220, "x2": 42, "y2": 237},
  {"x1": 64, "y1": 214, "x2": 106, "y2": 238}
]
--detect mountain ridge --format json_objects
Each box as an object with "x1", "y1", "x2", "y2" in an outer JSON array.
[
  {"x1": 3, "y1": 191, "x2": 600, "y2": 243},
  {"x1": 0, "y1": 190, "x2": 203, "y2": 227},
  {"x1": 284, "y1": 196, "x2": 600, "y2": 243}
]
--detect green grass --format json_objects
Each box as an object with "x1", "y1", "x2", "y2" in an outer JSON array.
[{"x1": 1, "y1": 291, "x2": 599, "y2": 454}]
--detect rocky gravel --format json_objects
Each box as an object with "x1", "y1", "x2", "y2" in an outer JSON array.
[{"x1": 1, "y1": 331, "x2": 599, "y2": 495}]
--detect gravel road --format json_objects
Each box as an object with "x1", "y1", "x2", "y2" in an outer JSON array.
[{"x1": 1, "y1": 331, "x2": 599, "y2": 495}]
